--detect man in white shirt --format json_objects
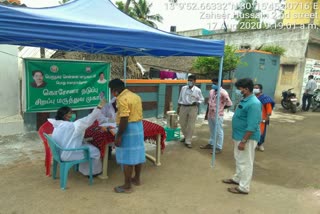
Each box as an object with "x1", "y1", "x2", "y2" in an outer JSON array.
[
  {"x1": 302, "y1": 75, "x2": 318, "y2": 111},
  {"x1": 177, "y1": 75, "x2": 204, "y2": 148},
  {"x1": 98, "y1": 97, "x2": 117, "y2": 124}
]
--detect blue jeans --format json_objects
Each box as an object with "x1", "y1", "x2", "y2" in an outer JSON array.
[{"x1": 208, "y1": 116, "x2": 224, "y2": 150}]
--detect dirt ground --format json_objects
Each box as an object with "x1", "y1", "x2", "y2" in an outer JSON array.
[{"x1": 0, "y1": 110, "x2": 319, "y2": 214}]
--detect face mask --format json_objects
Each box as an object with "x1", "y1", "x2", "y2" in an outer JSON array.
[
  {"x1": 253, "y1": 89, "x2": 260, "y2": 94},
  {"x1": 212, "y1": 84, "x2": 219, "y2": 90},
  {"x1": 69, "y1": 113, "x2": 76, "y2": 122},
  {"x1": 235, "y1": 89, "x2": 242, "y2": 96},
  {"x1": 187, "y1": 81, "x2": 193, "y2": 87}
]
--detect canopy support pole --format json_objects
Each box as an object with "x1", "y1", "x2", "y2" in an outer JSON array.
[
  {"x1": 123, "y1": 56, "x2": 128, "y2": 86},
  {"x1": 211, "y1": 56, "x2": 224, "y2": 168}
]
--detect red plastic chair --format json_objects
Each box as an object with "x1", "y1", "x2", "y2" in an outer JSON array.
[{"x1": 38, "y1": 121, "x2": 54, "y2": 176}]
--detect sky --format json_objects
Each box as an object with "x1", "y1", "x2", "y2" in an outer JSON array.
[{"x1": 21, "y1": 0, "x2": 281, "y2": 32}]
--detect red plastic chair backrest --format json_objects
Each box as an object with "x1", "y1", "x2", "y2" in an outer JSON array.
[{"x1": 38, "y1": 121, "x2": 54, "y2": 143}]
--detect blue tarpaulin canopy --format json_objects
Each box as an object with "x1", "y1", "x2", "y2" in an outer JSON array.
[{"x1": 0, "y1": 0, "x2": 224, "y2": 57}]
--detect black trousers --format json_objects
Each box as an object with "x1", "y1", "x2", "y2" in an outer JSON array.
[{"x1": 302, "y1": 94, "x2": 313, "y2": 111}]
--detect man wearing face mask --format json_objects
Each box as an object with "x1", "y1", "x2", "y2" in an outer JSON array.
[
  {"x1": 177, "y1": 75, "x2": 204, "y2": 148},
  {"x1": 48, "y1": 99, "x2": 107, "y2": 176},
  {"x1": 223, "y1": 78, "x2": 261, "y2": 195},
  {"x1": 200, "y1": 78, "x2": 232, "y2": 153},
  {"x1": 253, "y1": 84, "x2": 274, "y2": 152},
  {"x1": 108, "y1": 78, "x2": 145, "y2": 193}
]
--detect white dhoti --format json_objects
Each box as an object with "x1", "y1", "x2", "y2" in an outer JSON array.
[
  {"x1": 232, "y1": 139, "x2": 257, "y2": 193},
  {"x1": 61, "y1": 144, "x2": 102, "y2": 176},
  {"x1": 79, "y1": 159, "x2": 102, "y2": 176},
  {"x1": 79, "y1": 144, "x2": 102, "y2": 176}
]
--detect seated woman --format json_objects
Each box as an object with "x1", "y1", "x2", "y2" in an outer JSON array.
[{"x1": 48, "y1": 99, "x2": 106, "y2": 176}]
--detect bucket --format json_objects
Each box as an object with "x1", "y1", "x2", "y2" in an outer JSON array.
[{"x1": 166, "y1": 111, "x2": 178, "y2": 128}]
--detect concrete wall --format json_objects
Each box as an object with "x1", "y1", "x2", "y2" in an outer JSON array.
[
  {"x1": 201, "y1": 28, "x2": 310, "y2": 59},
  {"x1": 0, "y1": 45, "x2": 19, "y2": 116},
  {"x1": 234, "y1": 51, "x2": 280, "y2": 100},
  {"x1": 0, "y1": 45, "x2": 24, "y2": 135},
  {"x1": 200, "y1": 28, "x2": 314, "y2": 102}
]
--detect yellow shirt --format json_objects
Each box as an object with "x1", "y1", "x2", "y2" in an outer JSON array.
[{"x1": 116, "y1": 89, "x2": 143, "y2": 124}]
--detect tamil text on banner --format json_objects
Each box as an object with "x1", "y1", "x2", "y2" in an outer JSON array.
[{"x1": 24, "y1": 59, "x2": 110, "y2": 112}]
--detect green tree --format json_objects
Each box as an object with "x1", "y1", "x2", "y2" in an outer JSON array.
[
  {"x1": 192, "y1": 45, "x2": 241, "y2": 78},
  {"x1": 59, "y1": 0, "x2": 70, "y2": 4},
  {"x1": 124, "y1": 0, "x2": 131, "y2": 13},
  {"x1": 115, "y1": 1, "x2": 135, "y2": 17},
  {"x1": 116, "y1": 0, "x2": 163, "y2": 28},
  {"x1": 132, "y1": 0, "x2": 163, "y2": 28}
]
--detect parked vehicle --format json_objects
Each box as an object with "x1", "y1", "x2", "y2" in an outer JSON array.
[
  {"x1": 281, "y1": 88, "x2": 299, "y2": 113},
  {"x1": 311, "y1": 89, "x2": 320, "y2": 112}
]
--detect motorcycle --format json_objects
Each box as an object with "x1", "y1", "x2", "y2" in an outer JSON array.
[
  {"x1": 281, "y1": 88, "x2": 300, "y2": 113},
  {"x1": 311, "y1": 89, "x2": 320, "y2": 112}
]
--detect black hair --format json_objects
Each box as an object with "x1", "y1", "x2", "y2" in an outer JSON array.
[
  {"x1": 211, "y1": 78, "x2": 223, "y2": 87},
  {"x1": 254, "y1": 84, "x2": 263, "y2": 90},
  {"x1": 235, "y1": 78, "x2": 254, "y2": 92},
  {"x1": 108, "y1": 78, "x2": 125, "y2": 90},
  {"x1": 32, "y1": 70, "x2": 44, "y2": 76},
  {"x1": 188, "y1": 75, "x2": 196, "y2": 81},
  {"x1": 55, "y1": 106, "x2": 71, "y2": 120},
  {"x1": 99, "y1": 72, "x2": 104, "y2": 76},
  {"x1": 309, "y1": 75, "x2": 314, "y2": 79}
]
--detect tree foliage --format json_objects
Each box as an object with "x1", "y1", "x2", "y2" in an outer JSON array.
[
  {"x1": 192, "y1": 45, "x2": 241, "y2": 78},
  {"x1": 59, "y1": 0, "x2": 70, "y2": 4},
  {"x1": 116, "y1": 0, "x2": 163, "y2": 28},
  {"x1": 260, "y1": 45, "x2": 286, "y2": 56},
  {"x1": 115, "y1": 1, "x2": 136, "y2": 17}
]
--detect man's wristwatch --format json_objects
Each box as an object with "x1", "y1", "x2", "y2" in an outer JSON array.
[{"x1": 240, "y1": 139, "x2": 248, "y2": 143}]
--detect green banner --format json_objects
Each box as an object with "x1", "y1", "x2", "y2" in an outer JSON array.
[{"x1": 24, "y1": 59, "x2": 110, "y2": 112}]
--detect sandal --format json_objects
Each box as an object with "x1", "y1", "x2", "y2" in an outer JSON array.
[
  {"x1": 199, "y1": 144, "x2": 213, "y2": 149},
  {"x1": 185, "y1": 143, "x2": 192, "y2": 148},
  {"x1": 227, "y1": 187, "x2": 248, "y2": 195},
  {"x1": 131, "y1": 178, "x2": 141, "y2": 186},
  {"x1": 114, "y1": 186, "x2": 132, "y2": 193},
  {"x1": 222, "y1": 179, "x2": 239, "y2": 185}
]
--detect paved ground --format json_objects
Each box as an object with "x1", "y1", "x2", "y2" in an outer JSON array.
[{"x1": 0, "y1": 110, "x2": 319, "y2": 214}]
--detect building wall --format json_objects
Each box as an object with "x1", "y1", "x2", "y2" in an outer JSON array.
[
  {"x1": 0, "y1": 45, "x2": 20, "y2": 117},
  {"x1": 201, "y1": 28, "x2": 313, "y2": 102},
  {"x1": 306, "y1": 43, "x2": 320, "y2": 60},
  {"x1": 201, "y1": 28, "x2": 310, "y2": 58},
  {"x1": 0, "y1": 45, "x2": 24, "y2": 135},
  {"x1": 283, "y1": 0, "x2": 320, "y2": 26},
  {"x1": 234, "y1": 51, "x2": 280, "y2": 100}
]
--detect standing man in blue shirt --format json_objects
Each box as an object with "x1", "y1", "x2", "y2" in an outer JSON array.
[{"x1": 223, "y1": 78, "x2": 262, "y2": 194}]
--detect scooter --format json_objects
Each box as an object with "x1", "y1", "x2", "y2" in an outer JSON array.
[
  {"x1": 281, "y1": 88, "x2": 299, "y2": 113},
  {"x1": 311, "y1": 89, "x2": 320, "y2": 112}
]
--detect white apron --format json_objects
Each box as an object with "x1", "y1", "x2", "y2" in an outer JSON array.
[{"x1": 48, "y1": 108, "x2": 102, "y2": 175}]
